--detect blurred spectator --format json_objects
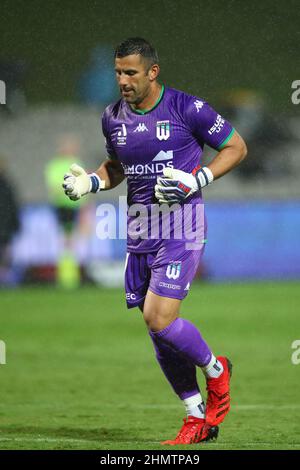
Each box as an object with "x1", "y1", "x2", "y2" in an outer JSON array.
[
  {"x1": 219, "y1": 89, "x2": 291, "y2": 178},
  {"x1": 77, "y1": 44, "x2": 118, "y2": 108},
  {"x1": 0, "y1": 158, "x2": 20, "y2": 286},
  {"x1": 45, "y1": 134, "x2": 83, "y2": 289}
]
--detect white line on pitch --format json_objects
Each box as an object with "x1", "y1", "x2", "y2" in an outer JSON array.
[
  {"x1": 0, "y1": 437, "x2": 96, "y2": 444},
  {"x1": 0, "y1": 437, "x2": 300, "y2": 448},
  {"x1": 1, "y1": 404, "x2": 300, "y2": 412}
]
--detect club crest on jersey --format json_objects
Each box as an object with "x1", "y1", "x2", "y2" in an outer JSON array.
[
  {"x1": 117, "y1": 124, "x2": 127, "y2": 145},
  {"x1": 156, "y1": 120, "x2": 170, "y2": 141},
  {"x1": 166, "y1": 261, "x2": 182, "y2": 280}
]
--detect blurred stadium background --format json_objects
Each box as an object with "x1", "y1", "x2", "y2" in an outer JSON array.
[{"x1": 0, "y1": 0, "x2": 300, "y2": 450}]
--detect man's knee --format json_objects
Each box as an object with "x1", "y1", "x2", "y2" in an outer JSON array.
[
  {"x1": 143, "y1": 300, "x2": 179, "y2": 332},
  {"x1": 139, "y1": 301, "x2": 162, "y2": 330},
  {"x1": 143, "y1": 305, "x2": 161, "y2": 331},
  {"x1": 142, "y1": 290, "x2": 181, "y2": 331}
]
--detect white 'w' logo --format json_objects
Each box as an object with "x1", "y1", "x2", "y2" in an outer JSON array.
[
  {"x1": 156, "y1": 120, "x2": 170, "y2": 141},
  {"x1": 166, "y1": 262, "x2": 181, "y2": 280}
]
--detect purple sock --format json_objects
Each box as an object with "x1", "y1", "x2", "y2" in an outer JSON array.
[
  {"x1": 149, "y1": 331, "x2": 200, "y2": 400},
  {"x1": 151, "y1": 317, "x2": 212, "y2": 367}
]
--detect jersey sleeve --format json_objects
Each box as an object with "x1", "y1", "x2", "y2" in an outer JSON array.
[
  {"x1": 183, "y1": 96, "x2": 234, "y2": 150},
  {"x1": 101, "y1": 108, "x2": 118, "y2": 160}
]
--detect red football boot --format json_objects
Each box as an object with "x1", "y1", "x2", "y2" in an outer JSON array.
[
  {"x1": 205, "y1": 356, "x2": 233, "y2": 427},
  {"x1": 161, "y1": 416, "x2": 219, "y2": 445}
]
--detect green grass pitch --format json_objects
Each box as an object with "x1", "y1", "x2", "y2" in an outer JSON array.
[{"x1": 1, "y1": 282, "x2": 300, "y2": 450}]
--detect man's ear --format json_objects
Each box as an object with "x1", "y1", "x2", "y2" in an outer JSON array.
[{"x1": 148, "y1": 64, "x2": 160, "y2": 82}]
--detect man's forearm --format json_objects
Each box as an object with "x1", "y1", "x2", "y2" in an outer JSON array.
[
  {"x1": 207, "y1": 130, "x2": 247, "y2": 180},
  {"x1": 95, "y1": 159, "x2": 125, "y2": 190}
]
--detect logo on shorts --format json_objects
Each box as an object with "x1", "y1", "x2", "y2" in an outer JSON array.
[
  {"x1": 126, "y1": 293, "x2": 136, "y2": 301},
  {"x1": 159, "y1": 281, "x2": 181, "y2": 290},
  {"x1": 166, "y1": 261, "x2": 182, "y2": 280}
]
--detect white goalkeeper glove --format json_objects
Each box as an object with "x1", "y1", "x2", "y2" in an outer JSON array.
[
  {"x1": 62, "y1": 163, "x2": 105, "y2": 201},
  {"x1": 155, "y1": 166, "x2": 214, "y2": 204}
]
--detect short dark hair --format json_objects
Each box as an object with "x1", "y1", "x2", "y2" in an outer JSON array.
[{"x1": 114, "y1": 37, "x2": 159, "y2": 67}]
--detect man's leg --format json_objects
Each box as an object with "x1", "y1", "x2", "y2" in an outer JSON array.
[
  {"x1": 145, "y1": 242, "x2": 232, "y2": 435},
  {"x1": 143, "y1": 291, "x2": 221, "y2": 373},
  {"x1": 143, "y1": 290, "x2": 230, "y2": 443},
  {"x1": 143, "y1": 291, "x2": 224, "y2": 444},
  {"x1": 125, "y1": 250, "x2": 231, "y2": 443},
  {"x1": 139, "y1": 299, "x2": 204, "y2": 416}
]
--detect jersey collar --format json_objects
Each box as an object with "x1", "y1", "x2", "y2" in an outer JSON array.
[{"x1": 129, "y1": 85, "x2": 165, "y2": 115}]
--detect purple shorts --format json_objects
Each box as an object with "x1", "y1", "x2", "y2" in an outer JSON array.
[{"x1": 124, "y1": 240, "x2": 205, "y2": 309}]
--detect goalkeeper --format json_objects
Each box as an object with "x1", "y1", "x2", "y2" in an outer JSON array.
[{"x1": 62, "y1": 37, "x2": 247, "y2": 445}]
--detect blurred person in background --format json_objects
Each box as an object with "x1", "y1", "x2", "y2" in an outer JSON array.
[
  {"x1": 219, "y1": 89, "x2": 291, "y2": 178},
  {"x1": 0, "y1": 158, "x2": 20, "y2": 286},
  {"x1": 77, "y1": 44, "x2": 119, "y2": 109},
  {"x1": 45, "y1": 134, "x2": 83, "y2": 289}
]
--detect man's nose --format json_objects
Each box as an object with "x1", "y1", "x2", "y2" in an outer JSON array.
[{"x1": 118, "y1": 73, "x2": 128, "y2": 87}]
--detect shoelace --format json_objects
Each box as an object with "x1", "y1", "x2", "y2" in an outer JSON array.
[{"x1": 206, "y1": 374, "x2": 226, "y2": 395}]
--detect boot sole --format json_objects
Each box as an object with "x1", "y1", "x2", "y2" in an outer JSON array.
[
  {"x1": 226, "y1": 358, "x2": 233, "y2": 378},
  {"x1": 204, "y1": 425, "x2": 219, "y2": 442}
]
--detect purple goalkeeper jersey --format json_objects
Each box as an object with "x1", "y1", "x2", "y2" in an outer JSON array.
[{"x1": 102, "y1": 86, "x2": 234, "y2": 252}]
